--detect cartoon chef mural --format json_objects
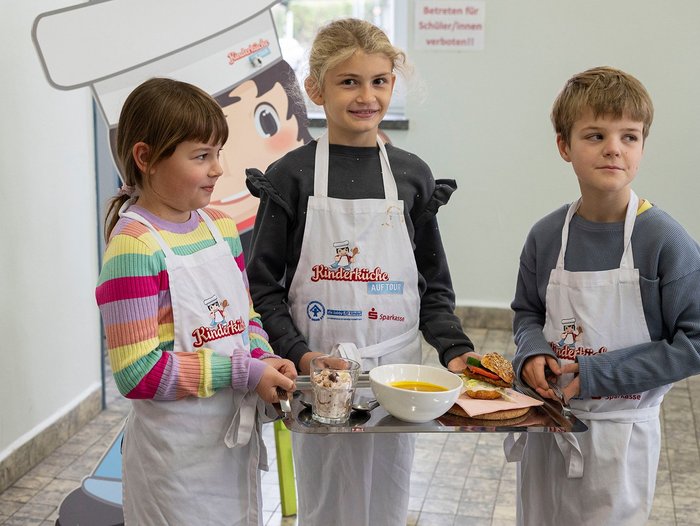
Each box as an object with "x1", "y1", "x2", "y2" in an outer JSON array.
[
  {"x1": 212, "y1": 57, "x2": 313, "y2": 240},
  {"x1": 33, "y1": 0, "x2": 312, "y2": 250},
  {"x1": 32, "y1": 0, "x2": 310, "y2": 522}
]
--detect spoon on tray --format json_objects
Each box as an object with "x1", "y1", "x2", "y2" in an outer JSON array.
[{"x1": 352, "y1": 395, "x2": 380, "y2": 412}]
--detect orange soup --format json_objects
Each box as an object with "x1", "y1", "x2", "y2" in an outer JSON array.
[{"x1": 390, "y1": 381, "x2": 448, "y2": 392}]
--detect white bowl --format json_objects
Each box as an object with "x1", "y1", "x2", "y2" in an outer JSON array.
[{"x1": 369, "y1": 364, "x2": 462, "y2": 423}]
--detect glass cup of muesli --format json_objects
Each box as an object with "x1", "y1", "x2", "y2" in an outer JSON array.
[{"x1": 310, "y1": 356, "x2": 361, "y2": 424}]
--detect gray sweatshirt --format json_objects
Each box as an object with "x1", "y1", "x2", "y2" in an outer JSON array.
[{"x1": 511, "y1": 202, "x2": 700, "y2": 398}]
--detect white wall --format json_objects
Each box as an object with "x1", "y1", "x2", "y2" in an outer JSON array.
[
  {"x1": 389, "y1": 0, "x2": 700, "y2": 308},
  {"x1": 0, "y1": 1, "x2": 101, "y2": 459}
]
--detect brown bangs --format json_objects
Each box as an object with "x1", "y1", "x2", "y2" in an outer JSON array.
[{"x1": 171, "y1": 92, "x2": 229, "y2": 148}]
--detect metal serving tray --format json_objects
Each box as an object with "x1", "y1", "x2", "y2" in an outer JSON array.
[{"x1": 276, "y1": 375, "x2": 588, "y2": 434}]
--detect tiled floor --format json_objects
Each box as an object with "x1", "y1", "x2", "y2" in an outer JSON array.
[{"x1": 2, "y1": 327, "x2": 700, "y2": 525}]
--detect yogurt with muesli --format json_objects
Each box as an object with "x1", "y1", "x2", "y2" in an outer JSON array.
[{"x1": 311, "y1": 368, "x2": 355, "y2": 424}]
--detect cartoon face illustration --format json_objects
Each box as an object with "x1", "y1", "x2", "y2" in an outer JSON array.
[
  {"x1": 211, "y1": 60, "x2": 312, "y2": 234},
  {"x1": 103, "y1": 61, "x2": 312, "y2": 254}
]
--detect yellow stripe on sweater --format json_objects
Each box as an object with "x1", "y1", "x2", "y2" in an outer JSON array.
[
  {"x1": 109, "y1": 337, "x2": 161, "y2": 372},
  {"x1": 199, "y1": 348, "x2": 215, "y2": 398}
]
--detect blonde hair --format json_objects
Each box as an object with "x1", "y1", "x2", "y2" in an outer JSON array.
[
  {"x1": 306, "y1": 18, "x2": 407, "y2": 93},
  {"x1": 104, "y1": 78, "x2": 228, "y2": 240},
  {"x1": 552, "y1": 66, "x2": 654, "y2": 146}
]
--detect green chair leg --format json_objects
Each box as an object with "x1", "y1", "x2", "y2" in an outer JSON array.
[{"x1": 274, "y1": 419, "x2": 297, "y2": 516}]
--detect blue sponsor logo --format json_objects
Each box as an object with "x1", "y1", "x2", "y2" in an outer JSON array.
[
  {"x1": 327, "y1": 309, "x2": 363, "y2": 321},
  {"x1": 307, "y1": 301, "x2": 325, "y2": 321},
  {"x1": 367, "y1": 281, "x2": 404, "y2": 295}
]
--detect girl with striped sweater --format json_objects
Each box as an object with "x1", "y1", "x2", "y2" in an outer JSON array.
[{"x1": 96, "y1": 77, "x2": 296, "y2": 525}]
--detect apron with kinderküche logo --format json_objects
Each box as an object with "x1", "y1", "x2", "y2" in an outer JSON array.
[
  {"x1": 118, "y1": 205, "x2": 269, "y2": 526},
  {"x1": 506, "y1": 191, "x2": 670, "y2": 526},
  {"x1": 288, "y1": 133, "x2": 422, "y2": 526}
]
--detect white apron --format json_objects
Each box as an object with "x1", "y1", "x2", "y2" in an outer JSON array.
[
  {"x1": 289, "y1": 133, "x2": 422, "y2": 526},
  {"x1": 119, "y1": 206, "x2": 269, "y2": 526},
  {"x1": 506, "y1": 192, "x2": 670, "y2": 526}
]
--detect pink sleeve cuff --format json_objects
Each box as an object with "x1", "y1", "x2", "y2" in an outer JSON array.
[
  {"x1": 231, "y1": 349, "x2": 251, "y2": 390},
  {"x1": 246, "y1": 359, "x2": 267, "y2": 391}
]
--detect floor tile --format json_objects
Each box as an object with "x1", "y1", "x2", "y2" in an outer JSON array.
[
  {"x1": 7, "y1": 502, "x2": 54, "y2": 522},
  {"x1": 452, "y1": 516, "x2": 490, "y2": 526},
  {"x1": 415, "y1": 511, "x2": 455, "y2": 525},
  {"x1": 0, "y1": 488, "x2": 36, "y2": 505}
]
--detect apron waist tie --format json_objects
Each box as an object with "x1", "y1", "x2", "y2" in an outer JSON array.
[
  {"x1": 332, "y1": 322, "x2": 420, "y2": 367},
  {"x1": 225, "y1": 390, "x2": 279, "y2": 469},
  {"x1": 504, "y1": 431, "x2": 584, "y2": 479},
  {"x1": 554, "y1": 432, "x2": 585, "y2": 479},
  {"x1": 575, "y1": 403, "x2": 660, "y2": 423},
  {"x1": 504, "y1": 432, "x2": 527, "y2": 463},
  {"x1": 505, "y1": 404, "x2": 660, "y2": 479},
  {"x1": 225, "y1": 390, "x2": 259, "y2": 448}
]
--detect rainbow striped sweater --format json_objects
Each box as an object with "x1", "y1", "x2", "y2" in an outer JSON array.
[{"x1": 96, "y1": 205, "x2": 274, "y2": 400}]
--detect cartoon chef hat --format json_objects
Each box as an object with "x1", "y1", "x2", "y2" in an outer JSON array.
[
  {"x1": 204, "y1": 295, "x2": 221, "y2": 307},
  {"x1": 333, "y1": 240, "x2": 350, "y2": 249},
  {"x1": 561, "y1": 317, "x2": 576, "y2": 326},
  {"x1": 32, "y1": 0, "x2": 282, "y2": 127}
]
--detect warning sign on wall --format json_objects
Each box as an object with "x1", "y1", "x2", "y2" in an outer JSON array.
[{"x1": 414, "y1": 1, "x2": 485, "y2": 51}]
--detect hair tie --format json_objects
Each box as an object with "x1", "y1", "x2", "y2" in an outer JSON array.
[{"x1": 117, "y1": 185, "x2": 136, "y2": 197}]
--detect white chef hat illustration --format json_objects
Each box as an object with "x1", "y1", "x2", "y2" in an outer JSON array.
[
  {"x1": 333, "y1": 240, "x2": 350, "y2": 249},
  {"x1": 204, "y1": 295, "x2": 221, "y2": 307},
  {"x1": 32, "y1": 0, "x2": 283, "y2": 128},
  {"x1": 561, "y1": 317, "x2": 576, "y2": 326}
]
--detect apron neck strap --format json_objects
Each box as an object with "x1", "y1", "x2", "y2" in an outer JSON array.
[
  {"x1": 556, "y1": 190, "x2": 639, "y2": 270},
  {"x1": 313, "y1": 132, "x2": 398, "y2": 200},
  {"x1": 119, "y1": 203, "x2": 225, "y2": 257},
  {"x1": 196, "y1": 209, "x2": 225, "y2": 244}
]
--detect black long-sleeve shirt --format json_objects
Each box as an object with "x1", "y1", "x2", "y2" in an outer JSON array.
[{"x1": 246, "y1": 140, "x2": 474, "y2": 370}]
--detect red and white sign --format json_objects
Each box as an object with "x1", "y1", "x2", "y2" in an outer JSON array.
[{"x1": 414, "y1": 0, "x2": 485, "y2": 51}]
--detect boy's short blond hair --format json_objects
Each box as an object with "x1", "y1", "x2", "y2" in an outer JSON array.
[{"x1": 551, "y1": 66, "x2": 654, "y2": 145}]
